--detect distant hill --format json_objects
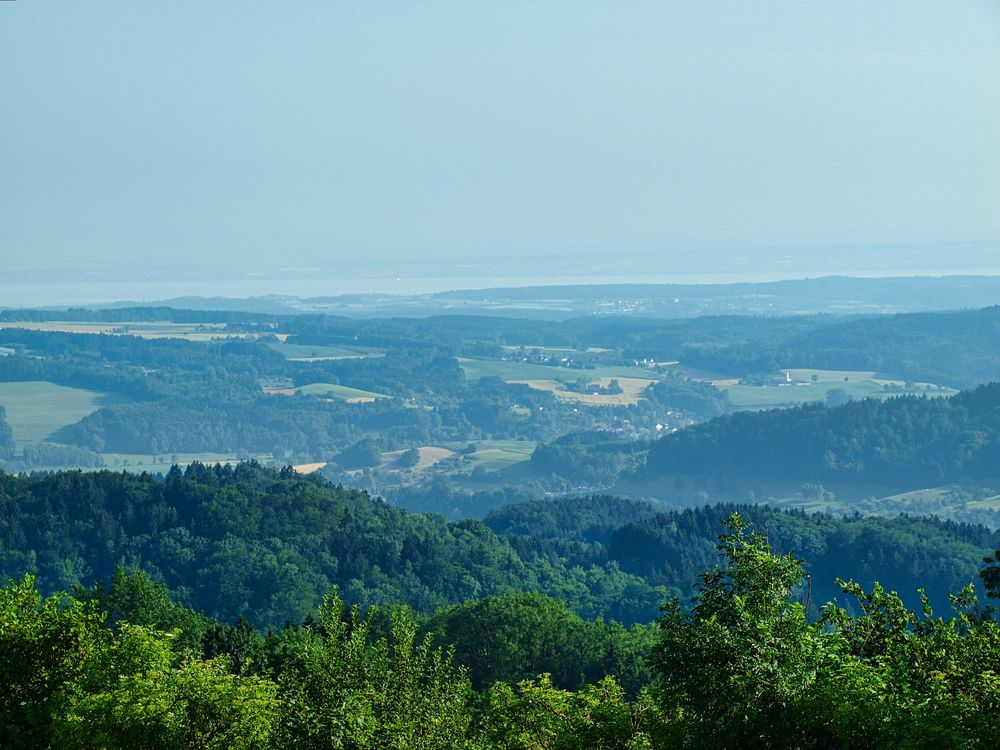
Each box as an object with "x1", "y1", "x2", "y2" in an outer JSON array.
[
  {"x1": 0, "y1": 462, "x2": 666, "y2": 626},
  {"x1": 644, "y1": 383, "x2": 1000, "y2": 489},
  {"x1": 14, "y1": 274, "x2": 1000, "y2": 320},
  {"x1": 680, "y1": 305, "x2": 1000, "y2": 388},
  {"x1": 605, "y1": 503, "x2": 1000, "y2": 615},
  {"x1": 481, "y1": 497, "x2": 1000, "y2": 615}
]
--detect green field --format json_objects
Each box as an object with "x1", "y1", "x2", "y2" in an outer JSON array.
[
  {"x1": 720, "y1": 372, "x2": 957, "y2": 409},
  {"x1": 720, "y1": 380, "x2": 888, "y2": 408},
  {"x1": 782, "y1": 368, "x2": 881, "y2": 382},
  {"x1": 970, "y1": 495, "x2": 1000, "y2": 510},
  {"x1": 459, "y1": 357, "x2": 658, "y2": 383},
  {"x1": 444, "y1": 439, "x2": 537, "y2": 471},
  {"x1": 296, "y1": 383, "x2": 390, "y2": 401},
  {"x1": 266, "y1": 342, "x2": 374, "y2": 360},
  {"x1": 499, "y1": 345, "x2": 579, "y2": 353},
  {"x1": 0, "y1": 381, "x2": 130, "y2": 444}
]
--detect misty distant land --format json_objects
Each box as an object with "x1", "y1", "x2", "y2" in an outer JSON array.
[{"x1": 8, "y1": 274, "x2": 1000, "y2": 320}]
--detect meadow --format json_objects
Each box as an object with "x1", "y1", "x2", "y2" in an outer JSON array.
[
  {"x1": 294, "y1": 382, "x2": 390, "y2": 402},
  {"x1": 381, "y1": 446, "x2": 457, "y2": 470},
  {"x1": 463, "y1": 439, "x2": 537, "y2": 471},
  {"x1": 458, "y1": 357, "x2": 659, "y2": 383},
  {"x1": 374, "y1": 440, "x2": 536, "y2": 476},
  {"x1": 0, "y1": 381, "x2": 130, "y2": 444},
  {"x1": 266, "y1": 342, "x2": 375, "y2": 360},
  {"x1": 719, "y1": 369, "x2": 957, "y2": 409},
  {"x1": 511, "y1": 377, "x2": 656, "y2": 406}
]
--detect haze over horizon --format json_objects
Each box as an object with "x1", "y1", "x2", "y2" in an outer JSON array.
[{"x1": 2, "y1": 1, "x2": 999, "y2": 301}]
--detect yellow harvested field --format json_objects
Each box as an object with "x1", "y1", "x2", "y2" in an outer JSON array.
[
  {"x1": 293, "y1": 462, "x2": 327, "y2": 474},
  {"x1": 0, "y1": 321, "x2": 121, "y2": 334},
  {"x1": 0, "y1": 321, "x2": 236, "y2": 342},
  {"x1": 381, "y1": 446, "x2": 456, "y2": 470},
  {"x1": 510, "y1": 377, "x2": 656, "y2": 406}
]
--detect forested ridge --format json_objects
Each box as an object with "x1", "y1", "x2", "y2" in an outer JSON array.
[
  {"x1": 3, "y1": 463, "x2": 998, "y2": 626},
  {"x1": 645, "y1": 382, "x2": 1000, "y2": 487},
  {"x1": 5, "y1": 513, "x2": 1000, "y2": 748},
  {"x1": 0, "y1": 463, "x2": 667, "y2": 626}
]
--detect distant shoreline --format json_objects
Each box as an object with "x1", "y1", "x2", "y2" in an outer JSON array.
[{"x1": 8, "y1": 269, "x2": 1000, "y2": 309}]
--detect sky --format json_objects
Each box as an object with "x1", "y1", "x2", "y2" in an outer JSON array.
[{"x1": 2, "y1": 0, "x2": 999, "y2": 295}]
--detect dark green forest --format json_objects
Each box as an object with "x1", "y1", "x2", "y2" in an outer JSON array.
[
  {"x1": 0, "y1": 463, "x2": 667, "y2": 626},
  {"x1": 645, "y1": 382, "x2": 1000, "y2": 487},
  {"x1": 3, "y1": 462, "x2": 998, "y2": 625}
]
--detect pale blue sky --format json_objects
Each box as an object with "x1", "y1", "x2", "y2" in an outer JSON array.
[{"x1": 2, "y1": 1, "x2": 999, "y2": 277}]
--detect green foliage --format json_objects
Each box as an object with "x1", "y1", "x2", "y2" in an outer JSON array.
[
  {"x1": 0, "y1": 405, "x2": 13, "y2": 456},
  {"x1": 275, "y1": 590, "x2": 475, "y2": 749},
  {"x1": 76, "y1": 567, "x2": 212, "y2": 654},
  {"x1": 651, "y1": 515, "x2": 828, "y2": 747},
  {"x1": 0, "y1": 575, "x2": 277, "y2": 750},
  {"x1": 485, "y1": 495, "x2": 658, "y2": 545},
  {"x1": 982, "y1": 549, "x2": 1000, "y2": 601},
  {"x1": 0, "y1": 575, "x2": 103, "y2": 747},
  {"x1": 530, "y1": 431, "x2": 648, "y2": 487},
  {"x1": 814, "y1": 582, "x2": 1000, "y2": 747},
  {"x1": 610, "y1": 502, "x2": 999, "y2": 615},
  {"x1": 0, "y1": 463, "x2": 664, "y2": 625},
  {"x1": 4, "y1": 518, "x2": 1000, "y2": 748},
  {"x1": 424, "y1": 593, "x2": 654, "y2": 694},
  {"x1": 650, "y1": 514, "x2": 1000, "y2": 748},
  {"x1": 482, "y1": 674, "x2": 666, "y2": 750},
  {"x1": 53, "y1": 645, "x2": 278, "y2": 750},
  {"x1": 336, "y1": 438, "x2": 383, "y2": 469}
]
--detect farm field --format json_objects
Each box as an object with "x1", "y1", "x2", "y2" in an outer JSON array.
[
  {"x1": 782, "y1": 368, "x2": 881, "y2": 382},
  {"x1": 381, "y1": 446, "x2": 456, "y2": 470},
  {"x1": 374, "y1": 441, "x2": 536, "y2": 475},
  {"x1": 720, "y1": 370, "x2": 957, "y2": 409},
  {"x1": 0, "y1": 381, "x2": 130, "y2": 444},
  {"x1": 464, "y1": 439, "x2": 536, "y2": 470},
  {"x1": 511, "y1": 376, "x2": 656, "y2": 406},
  {"x1": 970, "y1": 495, "x2": 1000, "y2": 510},
  {"x1": 0, "y1": 321, "x2": 237, "y2": 342},
  {"x1": 295, "y1": 382, "x2": 390, "y2": 402},
  {"x1": 458, "y1": 357, "x2": 659, "y2": 383},
  {"x1": 266, "y1": 342, "x2": 376, "y2": 360},
  {"x1": 500, "y1": 345, "x2": 613, "y2": 354}
]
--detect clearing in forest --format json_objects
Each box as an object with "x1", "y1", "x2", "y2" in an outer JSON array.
[
  {"x1": 0, "y1": 381, "x2": 130, "y2": 444},
  {"x1": 458, "y1": 356, "x2": 658, "y2": 383},
  {"x1": 381, "y1": 446, "x2": 456, "y2": 470},
  {"x1": 269, "y1": 382, "x2": 390, "y2": 403},
  {"x1": 510, "y1": 377, "x2": 656, "y2": 406}
]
